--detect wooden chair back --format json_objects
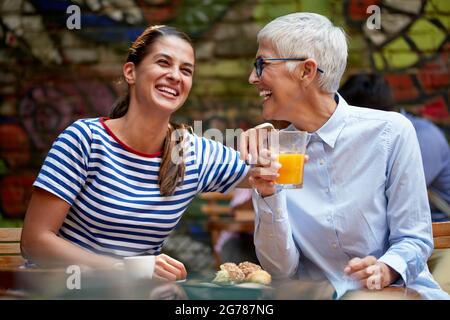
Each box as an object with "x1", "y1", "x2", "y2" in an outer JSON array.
[
  {"x1": 199, "y1": 192, "x2": 255, "y2": 268},
  {"x1": 198, "y1": 192, "x2": 233, "y2": 220},
  {"x1": 0, "y1": 228, "x2": 25, "y2": 268},
  {"x1": 432, "y1": 221, "x2": 450, "y2": 249}
]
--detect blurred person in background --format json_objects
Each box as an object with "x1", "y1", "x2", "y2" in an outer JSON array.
[
  {"x1": 339, "y1": 73, "x2": 450, "y2": 221},
  {"x1": 339, "y1": 72, "x2": 450, "y2": 294}
]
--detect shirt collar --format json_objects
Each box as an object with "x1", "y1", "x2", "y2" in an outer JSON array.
[
  {"x1": 285, "y1": 93, "x2": 349, "y2": 148},
  {"x1": 313, "y1": 93, "x2": 348, "y2": 149}
]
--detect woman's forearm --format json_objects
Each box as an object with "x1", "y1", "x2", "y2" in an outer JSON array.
[{"x1": 21, "y1": 231, "x2": 120, "y2": 269}]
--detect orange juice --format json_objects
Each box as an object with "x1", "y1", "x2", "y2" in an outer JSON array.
[{"x1": 276, "y1": 154, "x2": 305, "y2": 185}]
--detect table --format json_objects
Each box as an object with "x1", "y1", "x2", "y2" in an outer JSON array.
[
  {"x1": 271, "y1": 279, "x2": 421, "y2": 300},
  {"x1": 0, "y1": 267, "x2": 422, "y2": 300},
  {"x1": 341, "y1": 286, "x2": 422, "y2": 300},
  {"x1": 0, "y1": 267, "x2": 179, "y2": 299}
]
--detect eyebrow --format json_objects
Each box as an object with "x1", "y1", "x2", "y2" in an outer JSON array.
[{"x1": 154, "y1": 53, "x2": 194, "y2": 68}]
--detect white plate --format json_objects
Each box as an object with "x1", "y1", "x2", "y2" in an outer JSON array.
[{"x1": 234, "y1": 283, "x2": 268, "y2": 289}]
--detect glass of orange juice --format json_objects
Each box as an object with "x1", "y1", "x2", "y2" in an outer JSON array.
[{"x1": 270, "y1": 130, "x2": 308, "y2": 189}]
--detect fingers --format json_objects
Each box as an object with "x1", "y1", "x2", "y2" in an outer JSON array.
[
  {"x1": 365, "y1": 265, "x2": 383, "y2": 290},
  {"x1": 154, "y1": 265, "x2": 177, "y2": 281},
  {"x1": 348, "y1": 267, "x2": 372, "y2": 281},
  {"x1": 257, "y1": 149, "x2": 278, "y2": 168},
  {"x1": 155, "y1": 254, "x2": 187, "y2": 281},
  {"x1": 249, "y1": 176, "x2": 276, "y2": 197},
  {"x1": 254, "y1": 122, "x2": 275, "y2": 130},
  {"x1": 162, "y1": 254, "x2": 187, "y2": 279},
  {"x1": 248, "y1": 128, "x2": 259, "y2": 165},
  {"x1": 240, "y1": 124, "x2": 275, "y2": 165},
  {"x1": 249, "y1": 175, "x2": 276, "y2": 188},
  {"x1": 251, "y1": 162, "x2": 281, "y2": 180},
  {"x1": 239, "y1": 130, "x2": 249, "y2": 162},
  {"x1": 357, "y1": 267, "x2": 383, "y2": 290},
  {"x1": 344, "y1": 257, "x2": 360, "y2": 274},
  {"x1": 344, "y1": 256, "x2": 385, "y2": 290},
  {"x1": 344, "y1": 256, "x2": 377, "y2": 274},
  {"x1": 248, "y1": 148, "x2": 280, "y2": 197}
]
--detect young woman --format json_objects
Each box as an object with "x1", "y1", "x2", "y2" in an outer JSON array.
[{"x1": 21, "y1": 26, "x2": 249, "y2": 281}]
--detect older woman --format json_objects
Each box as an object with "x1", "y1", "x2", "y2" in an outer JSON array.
[{"x1": 241, "y1": 12, "x2": 449, "y2": 299}]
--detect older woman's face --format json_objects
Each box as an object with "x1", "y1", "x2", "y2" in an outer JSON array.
[{"x1": 249, "y1": 40, "x2": 304, "y2": 121}]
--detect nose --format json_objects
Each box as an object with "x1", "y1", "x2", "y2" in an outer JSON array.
[
  {"x1": 249, "y1": 68, "x2": 259, "y2": 85},
  {"x1": 167, "y1": 67, "x2": 182, "y2": 83}
]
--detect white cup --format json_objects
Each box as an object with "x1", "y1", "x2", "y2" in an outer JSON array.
[{"x1": 123, "y1": 255, "x2": 156, "y2": 280}]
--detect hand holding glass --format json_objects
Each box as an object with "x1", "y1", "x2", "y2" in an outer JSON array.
[{"x1": 270, "y1": 130, "x2": 307, "y2": 189}]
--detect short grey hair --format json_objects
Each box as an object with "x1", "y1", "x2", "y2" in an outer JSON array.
[{"x1": 257, "y1": 12, "x2": 348, "y2": 93}]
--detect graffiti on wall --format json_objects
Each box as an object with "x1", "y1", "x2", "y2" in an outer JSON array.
[
  {"x1": 0, "y1": 0, "x2": 449, "y2": 220},
  {"x1": 345, "y1": 0, "x2": 449, "y2": 122},
  {"x1": 0, "y1": 77, "x2": 118, "y2": 218},
  {"x1": 0, "y1": 0, "x2": 238, "y2": 219}
]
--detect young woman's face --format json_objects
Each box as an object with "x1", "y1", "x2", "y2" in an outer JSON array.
[
  {"x1": 131, "y1": 35, "x2": 195, "y2": 114},
  {"x1": 248, "y1": 39, "x2": 304, "y2": 121}
]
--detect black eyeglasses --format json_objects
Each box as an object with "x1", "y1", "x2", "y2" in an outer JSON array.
[{"x1": 253, "y1": 56, "x2": 324, "y2": 78}]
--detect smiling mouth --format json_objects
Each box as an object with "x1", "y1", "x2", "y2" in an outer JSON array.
[
  {"x1": 259, "y1": 90, "x2": 272, "y2": 102},
  {"x1": 156, "y1": 85, "x2": 179, "y2": 97}
]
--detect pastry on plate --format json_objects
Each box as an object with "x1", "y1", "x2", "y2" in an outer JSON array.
[
  {"x1": 238, "y1": 261, "x2": 262, "y2": 277},
  {"x1": 212, "y1": 262, "x2": 245, "y2": 284},
  {"x1": 245, "y1": 269, "x2": 272, "y2": 285},
  {"x1": 212, "y1": 261, "x2": 272, "y2": 286}
]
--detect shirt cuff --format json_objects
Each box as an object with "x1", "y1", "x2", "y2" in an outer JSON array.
[
  {"x1": 252, "y1": 188, "x2": 288, "y2": 223},
  {"x1": 378, "y1": 253, "x2": 408, "y2": 286}
]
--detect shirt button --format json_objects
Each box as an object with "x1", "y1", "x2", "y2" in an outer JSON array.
[
  {"x1": 319, "y1": 159, "x2": 325, "y2": 165},
  {"x1": 326, "y1": 187, "x2": 331, "y2": 193},
  {"x1": 327, "y1": 216, "x2": 332, "y2": 222},
  {"x1": 332, "y1": 243, "x2": 338, "y2": 249}
]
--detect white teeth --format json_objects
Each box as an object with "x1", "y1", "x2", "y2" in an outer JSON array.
[
  {"x1": 259, "y1": 90, "x2": 272, "y2": 97},
  {"x1": 157, "y1": 86, "x2": 178, "y2": 96}
]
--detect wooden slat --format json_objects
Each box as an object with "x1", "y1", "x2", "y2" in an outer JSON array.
[
  {"x1": 432, "y1": 222, "x2": 450, "y2": 249},
  {"x1": 207, "y1": 220, "x2": 254, "y2": 233},
  {"x1": 0, "y1": 228, "x2": 22, "y2": 242},
  {"x1": 0, "y1": 229, "x2": 24, "y2": 268},
  {"x1": 200, "y1": 204, "x2": 231, "y2": 215},
  {"x1": 234, "y1": 209, "x2": 254, "y2": 222},
  {"x1": 432, "y1": 222, "x2": 450, "y2": 237},
  {"x1": 434, "y1": 236, "x2": 450, "y2": 250},
  {"x1": 0, "y1": 243, "x2": 21, "y2": 255},
  {"x1": 0, "y1": 256, "x2": 25, "y2": 268},
  {"x1": 198, "y1": 192, "x2": 233, "y2": 201}
]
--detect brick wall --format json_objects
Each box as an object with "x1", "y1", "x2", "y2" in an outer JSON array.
[{"x1": 0, "y1": 0, "x2": 449, "y2": 221}]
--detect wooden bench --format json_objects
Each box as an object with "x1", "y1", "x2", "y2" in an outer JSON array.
[
  {"x1": 0, "y1": 228, "x2": 25, "y2": 268},
  {"x1": 199, "y1": 192, "x2": 233, "y2": 219},
  {"x1": 432, "y1": 221, "x2": 450, "y2": 249}
]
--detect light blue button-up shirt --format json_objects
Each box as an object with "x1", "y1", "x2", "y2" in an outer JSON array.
[{"x1": 252, "y1": 95, "x2": 449, "y2": 300}]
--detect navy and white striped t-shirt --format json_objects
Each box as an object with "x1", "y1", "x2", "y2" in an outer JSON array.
[{"x1": 33, "y1": 118, "x2": 249, "y2": 257}]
